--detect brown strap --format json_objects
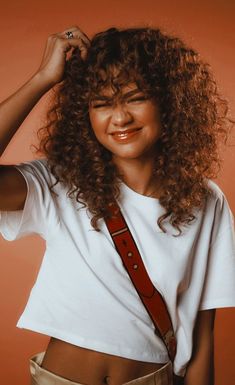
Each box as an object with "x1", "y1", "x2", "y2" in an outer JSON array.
[{"x1": 105, "y1": 202, "x2": 177, "y2": 362}]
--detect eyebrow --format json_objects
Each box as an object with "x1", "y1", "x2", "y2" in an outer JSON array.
[{"x1": 90, "y1": 88, "x2": 144, "y2": 102}]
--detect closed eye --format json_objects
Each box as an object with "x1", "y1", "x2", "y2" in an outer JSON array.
[
  {"x1": 127, "y1": 96, "x2": 148, "y2": 103},
  {"x1": 93, "y1": 96, "x2": 148, "y2": 108},
  {"x1": 91, "y1": 95, "x2": 148, "y2": 108},
  {"x1": 92, "y1": 102, "x2": 112, "y2": 108}
]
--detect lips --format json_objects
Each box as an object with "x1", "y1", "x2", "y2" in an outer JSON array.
[{"x1": 110, "y1": 127, "x2": 142, "y2": 142}]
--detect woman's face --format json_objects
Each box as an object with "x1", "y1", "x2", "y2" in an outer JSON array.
[{"x1": 89, "y1": 82, "x2": 162, "y2": 162}]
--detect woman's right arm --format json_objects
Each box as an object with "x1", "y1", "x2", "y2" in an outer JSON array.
[{"x1": 0, "y1": 26, "x2": 90, "y2": 212}]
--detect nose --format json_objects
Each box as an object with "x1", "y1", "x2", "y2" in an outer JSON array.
[{"x1": 110, "y1": 103, "x2": 133, "y2": 127}]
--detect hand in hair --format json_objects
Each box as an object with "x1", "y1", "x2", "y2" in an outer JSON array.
[{"x1": 37, "y1": 26, "x2": 90, "y2": 87}]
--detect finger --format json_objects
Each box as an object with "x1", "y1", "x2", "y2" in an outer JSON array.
[
  {"x1": 58, "y1": 35, "x2": 90, "y2": 55},
  {"x1": 59, "y1": 27, "x2": 90, "y2": 46},
  {"x1": 40, "y1": 34, "x2": 58, "y2": 63},
  {"x1": 77, "y1": 31, "x2": 90, "y2": 46},
  {"x1": 61, "y1": 26, "x2": 80, "y2": 33},
  {"x1": 60, "y1": 37, "x2": 89, "y2": 55},
  {"x1": 64, "y1": 38, "x2": 89, "y2": 60},
  {"x1": 65, "y1": 32, "x2": 90, "y2": 47},
  {"x1": 80, "y1": 37, "x2": 90, "y2": 49}
]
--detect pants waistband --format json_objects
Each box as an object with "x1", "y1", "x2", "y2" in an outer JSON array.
[{"x1": 30, "y1": 352, "x2": 174, "y2": 385}]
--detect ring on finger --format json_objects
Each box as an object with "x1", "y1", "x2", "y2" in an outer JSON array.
[{"x1": 65, "y1": 31, "x2": 74, "y2": 39}]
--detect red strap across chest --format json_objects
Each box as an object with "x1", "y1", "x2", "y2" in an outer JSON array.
[{"x1": 104, "y1": 202, "x2": 177, "y2": 362}]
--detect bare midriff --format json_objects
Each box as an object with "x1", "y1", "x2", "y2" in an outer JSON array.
[{"x1": 41, "y1": 338, "x2": 166, "y2": 385}]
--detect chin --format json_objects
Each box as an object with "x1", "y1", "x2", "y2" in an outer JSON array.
[{"x1": 112, "y1": 149, "x2": 149, "y2": 160}]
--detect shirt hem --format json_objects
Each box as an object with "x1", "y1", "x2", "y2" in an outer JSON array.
[
  {"x1": 199, "y1": 298, "x2": 235, "y2": 310},
  {"x1": 173, "y1": 363, "x2": 187, "y2": 377},
  {"x1": 16, "y1": 320, "x2": 169, "y2": 364}
]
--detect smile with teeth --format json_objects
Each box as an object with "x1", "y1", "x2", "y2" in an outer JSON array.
[{"x1": 110, "y1": 127, "x2": 142, "y2": 141}]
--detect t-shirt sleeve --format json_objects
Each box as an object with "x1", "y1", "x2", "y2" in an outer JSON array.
[
  {"x1": 0, "y1": 159, "x2": 60, "y2": 241},
  {"x1": 199, "y1": 186, "x2": 235, "y2": 310}
]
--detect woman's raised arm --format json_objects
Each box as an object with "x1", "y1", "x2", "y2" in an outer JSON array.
[{"x1": 0, "y1": 26, "x2": 90, "y2": 211}]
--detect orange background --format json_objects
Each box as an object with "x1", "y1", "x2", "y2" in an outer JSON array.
[{"x1": 0, "y1": 1, "x2": 234, "y2": 384}]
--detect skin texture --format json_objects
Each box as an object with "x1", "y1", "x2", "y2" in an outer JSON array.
[
  {"x1": 89, "y1": 83, "x2": 161, "y2": 161},
  {"x1": 41, "y1": 343, "x2": 165, "y2": 385},
  {"x1": 41, "y1": 310, "x2": 216, "y2": 385},
  {"x1": 89, "y1": 83, "x2": 163, "y2": 197},
  {"x1": 185, "y1": 309, "x2": 216, "y2": 385}
]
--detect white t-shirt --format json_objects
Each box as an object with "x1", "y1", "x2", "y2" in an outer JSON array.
[{"x1": 0, "y1": 158, "x2": 235, "y2": 376}]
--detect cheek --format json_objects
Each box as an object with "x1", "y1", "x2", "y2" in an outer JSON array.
[
  {"x1": 144, "y1": 112, "x2": 162, "y2": 143},
  {"x1": 133, "y1": 101, "x2": 160, "y2": 121},
  {"x1": 89, "y1": 111, "x2": 107, "y2": 134}
]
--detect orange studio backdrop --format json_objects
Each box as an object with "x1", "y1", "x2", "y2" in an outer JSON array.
[{"x1": 0, "y1": 1, "x2": 235, "y2": 384}]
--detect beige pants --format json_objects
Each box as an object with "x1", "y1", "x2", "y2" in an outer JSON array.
[{"x1": 30, "y1": 352, "x2": 173, "y2": 385}]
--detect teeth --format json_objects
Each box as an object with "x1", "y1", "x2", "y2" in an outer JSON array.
[
  {"x1": 113, "y1": 128, "x2": 139, "y2": 136},
  {"x1": 110, "y1": 128, "x2": 141, "y2": 140}
]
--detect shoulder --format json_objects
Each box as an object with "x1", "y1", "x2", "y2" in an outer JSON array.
[
  {"x1": 14, "y1": 157, "x2": 57, "y2": 186},
  {"x1": 207, "y1": 178, "x2": 225, "y2": 196},
  {"x1": 205, "y1": 179, "x2": 229, "y2": 212},
  {"x1": 204, "y1": 179, "x2": 234, "y2": 239},
  {"x1": 16, "y1": 157, "x2": 50, "y2": 173}
]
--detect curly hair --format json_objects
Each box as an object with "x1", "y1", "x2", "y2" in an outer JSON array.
[{"x1": 37, "y1": 26, "x2": 232, "y2": 235}]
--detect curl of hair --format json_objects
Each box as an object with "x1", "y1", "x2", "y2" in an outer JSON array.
[{"x1": 37, "y1": 27, "x2": 233, "y2": 235}]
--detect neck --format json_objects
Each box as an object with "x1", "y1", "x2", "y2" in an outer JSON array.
[{"x1": 113, "y1": 155, "x2": 162, "y2": 198}]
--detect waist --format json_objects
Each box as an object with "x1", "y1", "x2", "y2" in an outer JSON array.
[{"x1": 41, "y1": 337, "x2": 167, "y2": 384}]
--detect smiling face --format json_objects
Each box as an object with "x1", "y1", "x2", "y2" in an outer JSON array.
[{"x1": 89, "y1": 82, "x2": 162, "y2": 163}]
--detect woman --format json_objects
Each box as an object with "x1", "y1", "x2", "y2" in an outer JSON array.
[{"x1": 0, "y1": 26, "x2": 234, "y2": 385}]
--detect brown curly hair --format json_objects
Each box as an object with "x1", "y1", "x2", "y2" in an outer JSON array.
[{"x1": 37, "y1": 26, "x2": 232, "y2": 235}]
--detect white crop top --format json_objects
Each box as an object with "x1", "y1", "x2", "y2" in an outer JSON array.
[{"x1": 0, "y1": 158, "x2": 235, "y2": 376}]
